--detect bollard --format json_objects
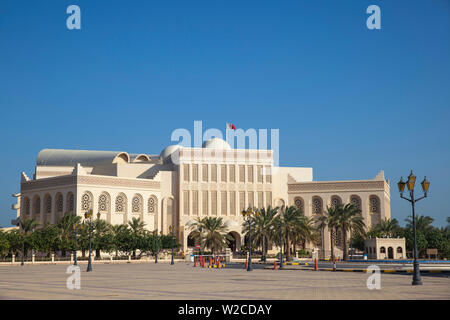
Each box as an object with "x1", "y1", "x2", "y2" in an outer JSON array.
[
  {"x1": 333, "y1": 258, "x2": 337, "y2": 271},
  {"x1": 51, "y1": 253, "x2": 55, "y2": 263},
  {"x1": 314, "y1": 258, "x2": 318, "y2": 271},
  {"x1": 12, "y1": 254, "x2": 15, "y2": 264},
  {"x1": 245, "y1": 259, "x2": 248, "y2": 270},
  {"x1": 194, "y1": 257, "x2": 197, "y2": 267},
  {"x1": 32, "y1": 254, "x2": 36, "y2": 264},
  {"x1": 209, "y1": 257, "x2": 212, "y2": 267},
  {"x1": 274, "y1": 260, "x2": 277, "y2": 270},
  {"x1": 70, "y1": 253, "x2": 73, "y2": 263}
]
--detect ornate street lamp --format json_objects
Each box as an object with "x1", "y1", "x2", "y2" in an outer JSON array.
[
  {"x1": 153, "y1": 229, "x2": 159, "y2": 264},
  {"x1": 19, "y1": 220, "x2": 25, "y2": 266},
  {"x1": 72, "y1": 223, "x2": 80, "y2": 266},
  {"x1": 397, "y1": 171, "x2": 430, "y2": 286},
  {"x1": 242, "y1": 207, "x2": 260, "y2": 272},
  {"x1": 84, "y1": 210, "x2": 100, "y2": 272},
  {"x1": 169, "y1": 225, "x2": 175, "y2": 265},
  {"x1": 279, "y1": 205, "x2": 285, "y2": 269}
]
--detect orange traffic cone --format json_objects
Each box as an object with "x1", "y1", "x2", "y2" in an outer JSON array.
[{"x1": 314, "y1": 258, "x2": 318, "y2": 271}]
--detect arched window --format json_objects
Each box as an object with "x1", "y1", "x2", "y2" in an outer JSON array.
[
  {"x1": 98, "y1": 192, "x2": 110, "y2": 213},
  {"x1": 33, "y1": 196, "x2": 41, "y2": 215},
  {"x1": 148, "y1": 195, "x2": 158, "y2": 214},
  {"x1": 23, "y1": 197, "x2": 30, "y2": 216},
  {"x1": 330, "y1": 195, "x2": 342, "y2": 208},
  {"x1": 369, "y1": 195, "x2": 380, "y2": 214},
  {"x1": 350, "y1": 195, "x2": 362, "y2": 211},
  {"x1": 55, "y1": 193, "x2": 63, "y2": 213},
  {"x1": 67, "y1": 192, "x2": 74, "y2": 213},
  {"x1": 380, "y1": 247, "x2": 386, "y2": 254},
  {"x1": 369, "y1": 195, "x2": 381, "y2": 226},
  {"x1": 397, "y1": 247, "x2": 403, "y2": 253},
  {"x1": 312, "y1": 196, "x2": 323, "y2": 214},
  {"x1": 294, "y1": 197, "x2": 304, "y2": 212},
  {"x1": 44, "y1": 194, "x2": 52, "y2": 214},
  {"x1": 81, "y1": 192, "x2": 93, "y2": 212},
  {"x1": 115, "y1": 193, "x2": 127, "y2": 213},
  {"x1": 132, "y1": 194, "x2": 143, "y2": 214}
]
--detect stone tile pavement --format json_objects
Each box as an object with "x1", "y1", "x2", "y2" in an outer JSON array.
[{"x1": 0, "y1": 262, "x2": 448, "y2": 300}]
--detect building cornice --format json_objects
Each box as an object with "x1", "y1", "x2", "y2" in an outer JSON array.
[
  {"x1": 288, "y1": 180, "x2": 388, "y2": 193},
  {"x1": 21, "y1": 174, "x2": 160, "y2": 192}
]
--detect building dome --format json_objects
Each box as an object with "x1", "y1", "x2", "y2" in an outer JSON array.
[
  {"x1": 160, "y1": 145, "x2": 181, "y2": 164},
  {"x1": 202, "y1": 137, "x2": 231, "y2": 150}
]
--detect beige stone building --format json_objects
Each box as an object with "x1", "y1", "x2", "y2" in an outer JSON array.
[
  {"x1": 12, "y1": 138, "x2": 391, "y2": 258},
  {"x1": 365, "y1": 238, "x2": 406, "y2": 260}
]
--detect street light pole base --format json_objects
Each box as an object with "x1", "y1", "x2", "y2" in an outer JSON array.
[{"x1": 412, "y1": 280, "x2": 423, "y2": 286}]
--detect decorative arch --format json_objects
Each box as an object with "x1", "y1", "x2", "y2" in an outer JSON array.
[
  {"x1": 132, "y1": 194, "x2": 143, "y2": 214},
  {"x1": 162, "y1": 196, "x2": 175, "y2": 234},
  {"x1": 55, "y1": 193, "x2": 63, "y2": 213},
  {"x1": 23, "y1": 197, "x2": 30, "y2": 217},
  {"x1": 380, "y1": 246, "x2": 386, "y2": 254},
  {"x1": 293, "y1": 197, "x2": 304, "y2": 212},
  {"x1": 311, "y1": 196, "x2": 323, "y2": 215},
  {"x1": 66, "y1": 192, "x2": 74, "y2": 213},
  {"x1": 350, "y1": 195, "x2": 362, "y2": 211},
  {"x1": 43, "y1": 194, "x2": 52, "y2": 214},
  {"x1": 369, "y1": 195, "x2": 381, "y2": 226},
  {"x1": 81, "y1": 191, "x2": 93, "y2": 212},
  {"x1": 148, "y1": 195, "x2": 158, "y2": 214},
  {"x1": 115, "y1": 193, "x2": 127, "y2": 213},
  {"x1": 55, "y1": 193, "x2": 64, "y2": 222},
  {"x1": 98, "y1": 192, "x2": 111, "y2": 213},
  {"x1": 32, "y1": 195, "x2": 41, "y2": 215},
  {"x1": 330, "y1": 195, "x2": 342, "y2": 208}
]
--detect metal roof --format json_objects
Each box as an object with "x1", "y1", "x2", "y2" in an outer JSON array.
[{"x1": 36, "y1": 149, "x2": 130, "y2": 166}]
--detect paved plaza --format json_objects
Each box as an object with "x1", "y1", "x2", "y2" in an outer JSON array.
[{"x1": 0, "y1": 262, "x2": 449, "y2": 300}]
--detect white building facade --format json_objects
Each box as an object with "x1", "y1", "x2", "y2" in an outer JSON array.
[{"x1": 12, "y1": 138, "x2": 391, "y2": 258}]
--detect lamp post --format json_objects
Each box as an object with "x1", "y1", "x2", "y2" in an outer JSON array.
[
  {"x1": 20, "y1": 220, "x2": 25, "y2": 266},
  {"x1": 169, "y1": 225, "x2": 175, "y2": 265},
  {"x1": 242, "y1": 207, "x2": 260, "y2": 272},
  {"x1": 72, "y1": 223, "x2": 79, "y2": 266},
  {"x1": 279, "y1": 206, "x2": 284, "y2": 269},
  {"x1": 397, "y1": 171, "x2": 430, "y2": 286},
  {"x1": 84, "y1": 210, "x2": 100, "y2": 272},
  {"x1": 153, "y1": 229, "x2": 159, "y2": 264}
]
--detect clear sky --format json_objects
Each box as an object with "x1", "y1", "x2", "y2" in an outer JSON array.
[{"x1": 0, "y1": 1, "x2": 449, "y2": 227}]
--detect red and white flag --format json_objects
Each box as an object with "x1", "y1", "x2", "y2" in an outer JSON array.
[{"x1": 226, "y1": 123, "x2": 236, "y2": 130}]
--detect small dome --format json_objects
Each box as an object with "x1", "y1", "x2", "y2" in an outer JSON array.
[
  {"x1": 202, "y1": 138, "x2": 231, "y2": 150},
  {"x1": 160, "y1": 145, "x2": 181, "y2": 164}
]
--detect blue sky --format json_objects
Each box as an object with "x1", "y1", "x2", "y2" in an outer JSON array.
[{"x1": 0, "y1": 0, "x2": 449, "y2": 227}]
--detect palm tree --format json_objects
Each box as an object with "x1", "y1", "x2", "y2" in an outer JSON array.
[
  {"x1": 128, "y1": 217, "x2": 146, "y2": 257},
  {"x1": 189, "y1": 217, "x2": 232, "y2": 254},
  {"x1": 19, "y1": 217, "x2": 38, "y2": 257},
  {"x1": 277, "y1": 205, "x2": 305, "y2": 261},
  {"x1": 93, "y1": 219, "x2": 112, "y2": 258},
  {"x1": 334, "y1": 203, "x2": 365, "y2": 261},
  {"x1": 405, "y1": 215, "x2": 434, "y2": 234},
  {"x1": 320, "y1": 205, "x2": 340, "y2": 262},
  {"x1": 188, "y1": 217, "x2": 206, "y2": 254},
  {"x1": 111, "y1": 224, "x2": 129, "y2": 257},
  {"x1": 314, "y1": 214, "x2": 328, "y2": 259},
  {"x1": 242, "y1": 206, "x2": 278, "y2": 262},
  {"x1": 292, "y1": 214, "x2": 318, "y2": 255},
  {"x1": 56, "y1": 213, "x2": 81, "y2": 256},
  {"x1": 376, "y1": 218, "x2": 400, "y2": 237}
]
